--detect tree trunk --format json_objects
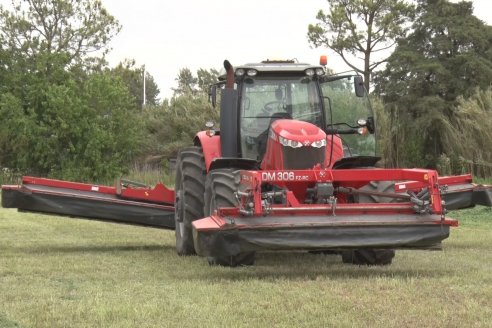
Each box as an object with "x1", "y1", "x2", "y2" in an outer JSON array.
[{"x1": 364, "y1": 51, "x2": 371, "y2": 91}]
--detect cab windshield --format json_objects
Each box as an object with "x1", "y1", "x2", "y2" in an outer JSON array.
[
  {"x1": 321, "y1": 76, "x2": 376, "y2": 157},
  {"x1": 239, "y1": 77, "x2": 323, "y2": 160}
]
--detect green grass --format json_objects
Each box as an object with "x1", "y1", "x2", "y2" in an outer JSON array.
[{"x1": 0, "y1": 206, "x2": 491, "y2": 328}]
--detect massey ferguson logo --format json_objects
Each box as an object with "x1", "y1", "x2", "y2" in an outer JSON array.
[{"x1": 303, "y1": 140, "x2": 311, "y2": 146}]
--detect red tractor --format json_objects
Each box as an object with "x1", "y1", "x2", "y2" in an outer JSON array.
[{"x1": 3, "y1": 59, "x2": 491, "y2": 267}]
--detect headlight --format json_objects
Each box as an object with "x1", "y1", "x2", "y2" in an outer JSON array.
[
  {"x1": 279, "y1": 136, "x2": 303, "y2": 148},
  {"x1": 311, "y1": 139, "x2": 326, "y2": 148},
  {"x1": 304, "y1": 68, "x2": 315, "y2": 77},
  {"x1": 235, "y1": 68, "x2": 245, "y2": 76},
  {"x1": 247, "y1": 69, "x2": 257, "y2": 76}
]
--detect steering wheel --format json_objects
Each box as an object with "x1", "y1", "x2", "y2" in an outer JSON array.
[{"x1": 263, "y1": 101, "x2": 284, "y2": 115}]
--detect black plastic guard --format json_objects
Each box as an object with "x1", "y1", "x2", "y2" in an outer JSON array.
[
  {"x1": 193, "y1": 215, "x2": 451, "y2": 257},
  {"x1": 441, "y1": 184, "x2": 492, "y2": 210},
  {"x1": 473, "y1": 186, "x2": 492, "y2": 207},
  {"x1": 441, "y1": 184, "x2": 475, "y2": 210},
  {"x1": 2, "y1": 186, "x2": 175, "y2": 229}
]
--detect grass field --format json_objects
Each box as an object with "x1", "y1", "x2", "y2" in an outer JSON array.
[{"x1": 0, "y1": 205, "x2": 491, "y2": 328}]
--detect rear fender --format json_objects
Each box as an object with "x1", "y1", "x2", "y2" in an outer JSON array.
[{"x1": 209, "y1": 158, "x2": 258, "y2": 171}]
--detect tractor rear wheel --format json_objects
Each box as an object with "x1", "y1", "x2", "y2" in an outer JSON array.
[
  {"x1": 174, "y1": 147, "x2": 206, "y2": 256},
  {"x1": 204, "y1": 169, "x2": 256, "y2": 267},
  {"x1": 342, "y1": 181, "x2": 397, "y2": 266},
  {"x1": 357, "y1": 180, "x2": 401, "y2": 203}
]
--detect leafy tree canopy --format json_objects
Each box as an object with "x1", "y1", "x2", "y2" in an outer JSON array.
[
  {"x1": 374, "y1": 0, "x2": 492, "y2": 168},
  {"x1": 308, "y1": 0, "x2": 414, "y2": 90},
  {"x1": 0, "y1": 71, "x2": 140, "y2": 181},
  {"x1": 376, "y1": 0, "x2": 492, "y2": 103},
  {"x1": 0, "y1": 0, "x2": 141, "y2": 182},
  {"x1": 173, "y1": 67, "x2": 219, "y2": 97},
  {"x1": 109, "y1": 59, "x2": 160, "y2": 108},
  {"x1": 0, "y1": 0, "x2": 121, "y2": 71}
]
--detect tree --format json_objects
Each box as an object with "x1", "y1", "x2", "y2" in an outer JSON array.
[
  {"x1": 173, "y1": 68, "x2": 197, "y2": 96},
  {"x1": 0, "y1": 0, "x2": 141, "y2": 182},
  {"x1": 110, "y1": 59, "x2": 160, "y2": 108},
  {"x1": 450, "y1": 87, "x2": 492, "y2": 177},
  {"x1": 374, "y1": 0, "x2": 492, "y2": 168},
  {"x1": 137, "y1": 67, "x2": 220, "y2": 165},
  {"x1": 308, "y1": 0, "x2": 414, "y2": 90},
  {"x1": 0, "y1": 0, "x2": 121, "y2": 71},
  {"x1": 138, "y1": 93, "x2": 219, "y2": 165},
  {"x1": 0, "y1": 72, "x2": 140, "y2": 181},
  {"x1": 173, "y1": 67, "x2": 219, "y2": 97},
  {"x1": 197, "y1": 68, "x2": 219, "y2": 94}
]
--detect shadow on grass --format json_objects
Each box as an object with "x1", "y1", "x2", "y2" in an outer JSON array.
[
  {"x1": 10, "y1": 244, "x2": 174, "y2": 254},
  {"x1": 170, "y1": 251, "x2": 455, "y2": 282},
  {"x1": 6, "y1": 243, "x2": 458, "y2": 281}
]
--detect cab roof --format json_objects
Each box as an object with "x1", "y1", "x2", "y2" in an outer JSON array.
[
  {"x1": 218, "y1": 60, "x2": 325, "y2": 80},
  {"x1": 238, "y1": 60, "x2": 322, "y2": 72}
]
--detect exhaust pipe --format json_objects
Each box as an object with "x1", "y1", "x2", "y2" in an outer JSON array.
[{"x1": 220, "y1": 60, "x2": 239, "y2": 158}]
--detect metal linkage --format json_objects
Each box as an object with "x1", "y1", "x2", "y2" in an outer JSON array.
[
  {"x1": 236, "y1": 190, "x2": 254, "y2": 216},
  {"x1": 262, "y1": 191, "x2": 285, "y2": 214},
  {"x1": 407, "y1": 190, "x2": 431, "y2": 214},
  {"x1": 337, "y1": 186, "x2": 411, "y2": 201}
]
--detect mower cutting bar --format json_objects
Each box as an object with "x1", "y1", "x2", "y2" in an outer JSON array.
[
  {"x1": 1, "y1": 176, "x2": 176, "y2": 229},
  {"x1": 193, "y1": 213, "x2": 456, "y2": 257}
]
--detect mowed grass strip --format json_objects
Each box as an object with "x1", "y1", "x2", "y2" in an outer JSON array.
[{"x1": 0, "y1": 206, "x2": 491, "y2": 328}]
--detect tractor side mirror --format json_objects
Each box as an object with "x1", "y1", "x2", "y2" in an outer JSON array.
[
  {"x1": 209, "y1": 85, "x2": 217, "y2": 107},
  {"x1": 354, "y1": 75, "x2": 365, "y2": 97}
]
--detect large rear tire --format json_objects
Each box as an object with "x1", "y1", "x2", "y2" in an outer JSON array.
[
  {"x1": 357, "y1": 180, "x2": 400, "y2": 204},
  {"x1": 342, "y1": 181, "x2": 397, "y2": 266},
  {"x1": 204, "y1": 169, "x2": 256, "y2": 267},
  {"x1": 174, "y1": 147, "x2": 206, "y2": 256}
]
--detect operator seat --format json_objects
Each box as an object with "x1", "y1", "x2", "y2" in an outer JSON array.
[{"x1": 257, "y1": 112, "x2": 292, "y2": 160}]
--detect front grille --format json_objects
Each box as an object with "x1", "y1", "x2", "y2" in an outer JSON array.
[{"x1": 283, "y1": 146, "x2": 325, "y2": 169}]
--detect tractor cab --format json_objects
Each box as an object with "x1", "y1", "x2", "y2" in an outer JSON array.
[
  {"x1": 212, "y1": 60, "x2": 376, "y2": 170},
  {"x1": 237, "y1": 62, "x2": 324, "y2": 162}
]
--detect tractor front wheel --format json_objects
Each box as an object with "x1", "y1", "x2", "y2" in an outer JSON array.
[
  {"x1": 174, "y1": 147, "x2": 206, "y2": 256},
  {"x1": 204, "y1": 169, "x2": 256, "y2": 267}
]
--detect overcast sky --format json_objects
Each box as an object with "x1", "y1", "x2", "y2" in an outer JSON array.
[
  {"x1": 2, "y1": 0, "x2": 490, "y2": 100},
  {"x1": 100, "y1": 0, "x2": 492, "y2": 100}
]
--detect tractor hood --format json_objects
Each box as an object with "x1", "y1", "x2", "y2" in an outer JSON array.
[
  {"x1": 270, "y1": 119, "x2": 326, "y2": 147},
  {"x1": 261, "y1": 119, "x2": 327, "y2": 171}
]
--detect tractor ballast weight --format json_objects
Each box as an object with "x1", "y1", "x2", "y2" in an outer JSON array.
[{"x1": 2, "y1": 58, "x2": 491, "y2": 267}]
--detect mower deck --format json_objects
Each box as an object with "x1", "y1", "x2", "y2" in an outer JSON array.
[
  {"x1": 2, "y1": 178, "x2": 175, "y2": 229},
  {"x1": 193, "y1": 213, "x2": 457, "y2": 257}
]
